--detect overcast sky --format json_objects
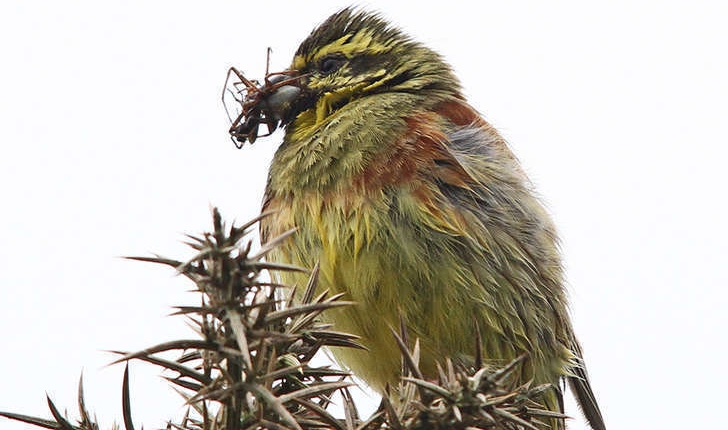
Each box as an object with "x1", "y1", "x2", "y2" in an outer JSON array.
[{"x1": 1, "y1": 1, "x2": 726, "y2": 429}]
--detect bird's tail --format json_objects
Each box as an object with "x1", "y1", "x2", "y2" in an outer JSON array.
[{"x1": 568, "y1": 339, "x2": 606, "y2": 430}]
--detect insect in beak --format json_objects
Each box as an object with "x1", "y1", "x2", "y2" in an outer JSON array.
[{"x1": 222, "y1": 49, "x2": 303, "y2": 147}]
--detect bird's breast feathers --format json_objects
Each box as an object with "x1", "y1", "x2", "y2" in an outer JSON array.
[
  {"x1": 261, "y1": 99, "x2": 573, "y2": 386},
  {"x1": 262, "y1": 98, "x2": 491, "y2": 267}
]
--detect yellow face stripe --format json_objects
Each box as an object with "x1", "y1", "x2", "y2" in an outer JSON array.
[
  {"x1": 293, "y1": 29, "x2": 393, "y2": 70},
  {"x1": 288, "y1": 82, "x2": 369, "y2": 142}
]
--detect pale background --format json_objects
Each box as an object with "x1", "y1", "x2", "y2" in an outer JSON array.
[{"x1": 1, "y1": 1, "x2": 726, "y2": 429}]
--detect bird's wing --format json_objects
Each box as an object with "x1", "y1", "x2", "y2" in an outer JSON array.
[{"x1": 423, "y1": 100, "x2": 606, "y2": 430}]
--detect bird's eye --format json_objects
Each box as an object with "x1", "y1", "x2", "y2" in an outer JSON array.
[{"x1": 319, "y1": 55, "x2": 346, "y2": 75}]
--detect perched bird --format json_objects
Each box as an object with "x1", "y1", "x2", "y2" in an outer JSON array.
[{"x1": 249, "y1": 8, "x2": 605, "y2": 430}]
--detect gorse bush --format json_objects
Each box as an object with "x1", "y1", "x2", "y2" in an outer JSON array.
[{"x1": 0, "y1": 208, "x2": 563, "y2": 430}]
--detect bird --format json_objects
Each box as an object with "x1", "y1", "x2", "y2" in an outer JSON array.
[{"x1": 250, "y1": 8, "x2": 606, "y2": 430}]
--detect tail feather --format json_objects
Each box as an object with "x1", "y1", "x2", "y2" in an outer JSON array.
[{"x1": 568, "y1": 340, "x2": 606, "y2": 430}]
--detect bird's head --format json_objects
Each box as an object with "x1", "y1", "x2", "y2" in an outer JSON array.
[{"x1": 229, "y1": 8, "x2": 463, "y2": 145}]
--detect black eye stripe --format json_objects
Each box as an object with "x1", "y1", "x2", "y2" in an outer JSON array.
[{"x1": 319, "y1": 55, "x2": 346, "y2": 75}]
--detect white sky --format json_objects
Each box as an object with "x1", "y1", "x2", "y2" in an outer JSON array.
[{"x1": 1, "y1": 1, "x2": 726, "y2": 429}]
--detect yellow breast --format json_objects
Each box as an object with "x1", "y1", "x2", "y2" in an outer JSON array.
[{"x1": 262, "y1": 187, "x2": 495, "y2": 391}]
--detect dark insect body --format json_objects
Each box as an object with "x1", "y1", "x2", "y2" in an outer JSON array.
[{"x1": 222, "y1": 50, "x2": 302, "y2": 147}]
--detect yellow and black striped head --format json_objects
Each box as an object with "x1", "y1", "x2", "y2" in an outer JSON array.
[
  {"x1": 228, "y1": 8, "x2": 464, "y2": 146},
  {"x1": 264, "y1": 9, "x2": 462, "y2": 128}
]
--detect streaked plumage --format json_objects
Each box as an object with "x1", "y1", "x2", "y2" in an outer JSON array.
[{"x1": 256, "y1": 9, "x2": 605, "y2": 429}]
